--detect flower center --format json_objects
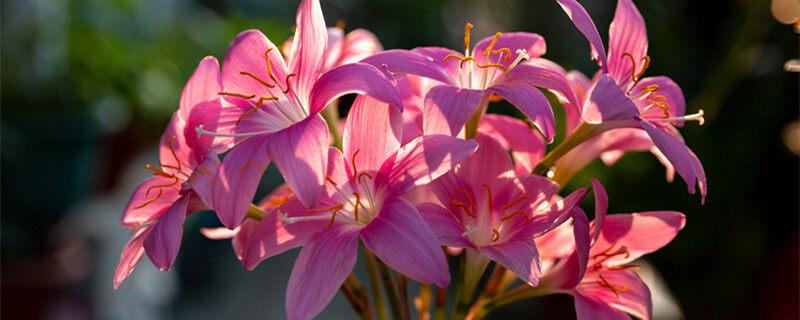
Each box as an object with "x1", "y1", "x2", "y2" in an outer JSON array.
[
  {"x1": 450, "y1": 184, "x2": 533, "y2": 246},
  {"x1": 133, "y1": 136, "x2": 187, "y2": 209},
  {"x1": 442, "y1": 23, "x2": 530, "y2": 89}
]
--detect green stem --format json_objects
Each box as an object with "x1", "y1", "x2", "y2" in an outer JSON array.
[
  {"x1": 322, "y1": 101, "x2": 343, "y2": 149},
  {"x1": 464, "y1": 102, "x2": 488, "y2": 139},
  {"x1": 343, "y1": 274, "x2": 374, "y2": 320},
  {"x1": 245, "y1": 203, "x2": 266, "y2": 220},
  {"x1": 532, "y1": 122, "x2": 605, "y2": 176},
  {"x1": 452, "y1": 249, "x2": 490, "y2": 319},
  {"x1": 468, "y1": 285, "x2": 553, "y2": 320},
  {"x1": 377, "y1": 259, "x2": 403, "y2": 320},
  {"x1": 364, "y1": 249, "x2": 388, "y2": 320},
  {"x1": 397, "y1": 274, "x2": 410, "y2": 320}
]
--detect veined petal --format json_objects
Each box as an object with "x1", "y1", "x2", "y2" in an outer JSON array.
[
  {"x1": 479, "y1": 240, "x2": 542, "y2": 287},
  {"x1": 573, "y1": 291, "x2": 630, "y2": 320},
  {"x1": 539, "y1": 208, "x2": 591, "y2": 290},
  {"x1": 185, "y1": 155, "x2": 219, "y2": 208},
  {"x1": 269, "y1": 115, "x2": 329, "y2": 207},
  {"x1": 213, "y1": 135, "x2": 271, "y2": 229},
  {"x1": 422, "y1": 85, "x2": 486, "y2": 136},
  {"x1": 222, "y1": 29, "x2": 288, "y2": 105},
  {"x1": 288, "y1": 0, "x2": 327, "y2": 108},
  {"x1": 479, "y1": 114, "x2": 546, "y2": 173},
  {"x1": 488, "y1": 81, "x2": 556, "y2": 143},
  {"x1": 361, "y1": 199, "x2": 450, "y2": 287},
  {"x1": 589, "y1": 178, "x2": 608, "y2": 243},
  {"x1": 378, "y1": 135, "x2": 478, "y2": 196},
  {"x1": 416, "y1": 202, "x2": 472, "y2": 248},
  {"x1": 457, "y1": 133, "x2": 514, "y2": 188},
  {"x1": 242, "y1": 198, "x2": 326, "y2": 270},
  {"x1": 338, "y1": 28, "x2": 383, "y2": 67},
  {"x1": 556, "y1": 0, "x2": 608, "y2": 71},
  {"x1": 121, "y1": 176, "x2": 182, "y2": 227},
  {"x1": 583, "y1": 74, "x2": 640, "y2": 124},
  {"x1": 576, "y1": 268, "x2": 652, "y2": 320},
  {"x1": 322, "y1": 27, "x2": 345, "y2": 70},
  {"x1": 143, "y1": 194, "x2": 190, "y2": 271},
  {"x1": 343, "y1": 95, "x2": 403, "y2": 174},
  {"x1": 286, "y1": 223, "x2": 359, "y2": 320},
  {"x1": 179, "y1": 56, "x2": 221, "y2": 121},
  {"x1": 473, "y1": 32, "x2": 547, "y2": 68},
  {"x1": 308, "y1": 62, "x2": 403, "y2": 115},
  {"x1": 592, "y1": 211, "x2": 686, "y2": 266},
  {"x1": 608, "y1": 0, "x2": 649, "y2": 88},
  {"x1": 507, "y1": 60, "x2": 581, "y2": 112},
  {"x1": 113, "y1": 227, "x2": 152, "y2": 289},
  {"x1": 639, "y1": 119, "x2": 706, "y2": 200},
  {"x1": 362, "y1": 49, "x2": 455, "y2": 86},
  {"x1": 632, "y1": 76, "x2": 686, "y2": 125}
]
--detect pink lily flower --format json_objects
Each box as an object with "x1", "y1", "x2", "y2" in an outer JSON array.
[
  {"x1": 114, "y1": 56, "x2": 223, "y2": 288},
  {"x1": 540, "y1": 179, "x2": 687, "y2": 320},
  {"x1": 362, "y1": 24, "x2": 564, "y2": 142},
  {"x1": 416, "y1": 133, "x2": 590, "y2": 286},
  {"x1": 240, "y1": 95, "x2": 478, "y2": 320},
  {"x1": 192, "y1": 0, "x2": 402, "y2": 229},
  {"x1": 283, "y1": 25, "x2": 383, "y2": 73},
  {"x1": 556, "y1": 0, "x2": 707, "y2": 201}
]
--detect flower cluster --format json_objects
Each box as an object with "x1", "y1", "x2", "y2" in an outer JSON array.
[{"x1": 114, "y1": 0, "x2": 706, "y2": 319}]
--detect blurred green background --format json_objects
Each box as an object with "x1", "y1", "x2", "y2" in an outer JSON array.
[{"x1": 2, "y1": 0, "x2": 798, "y2": 319}]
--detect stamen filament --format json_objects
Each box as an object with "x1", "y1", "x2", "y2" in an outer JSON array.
[{"x1": 649, "y1": 110, "x2": 705, "y2": 125}]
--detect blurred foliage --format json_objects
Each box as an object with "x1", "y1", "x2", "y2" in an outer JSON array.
[{"x1": 1, "y1": 0, "x2": 797, "y2": 319}]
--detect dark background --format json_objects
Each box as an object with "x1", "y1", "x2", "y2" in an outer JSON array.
[{"x1": 2, "y1": 0, "x2": 798, "y2": 319}]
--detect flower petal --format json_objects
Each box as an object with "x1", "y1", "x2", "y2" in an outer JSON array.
[
  {"x1": 179, "y1": 56, "x2": 222, "y2": 121},
  {"x1": 583, "y1": 74, "x2": 640, "y2": 124},
  {"x1": 508, "y1": 59, "x2": 582, "y2": 112},
  {"x1": 269, "y1": 115, "x2": 329, "y2": 207},
  {"x1": 113, "y1": 227, "x2": 152, "y2": 289},
  {"x1": 416, "y1": 202, "x2": 472, "y2": 248},
  {"x1": 422, "y1": 85, "x2": 486, "y2": 136},
  {"x1": 488, "y1": 81, "x2": 556, "y2": 143},
  {"x1": 589, "y1": 178, "x2": 608, "y2": 243},
  {"x1": 343, "y1": 95, "x2": 403, "y2": 174},
  {"x1": 473, "y1": 32, "x2": 547, "y2": 67},
  {"x1": 479, "y1": 114, "x2": 546, "y2": 173},
  {"x1": 457, "y1": 133, "x2": 514, "y2": 188},
  {"x1": 222, "y1": 29, "x2": 288, "y2": 105},
  {"x1": 308, "y1": 62, "x2": 403, "y2": 114},
  {"x1": 288, "y1": 0, "x2": 327, "y2": 108},
  {"x1": 591, "y1": 211, "x2": 686, "y2": 266},
  {"x1": 184, "y1": 155, "x2": 220, "y2": 208},
  {"x1": 573, "y1": 291, "x2": 630, "y2": 320},
  {"x1": 213, "y1": 135, "x2": 271, "y2": 228},
  {"x1": 479, "y1": 240, "x2": 542, "y2": 287},
  {"x1": 361, "y1": 199, "x2": 450, "y2": 287},
  {"x1": 322, "y1": 27, "x2": 345, "y2": 71},
  {"x1": 285, "y1": 223, "x2": 359, "y2": 320},
  {"x1": 607, "y1": 0, "x2": 648, "y2": 88},
  {"x1": 242, "y1": 198, "x2": 326, "y2": 270},
  {"x1": 143, "y1": 194, "x2": 190, "y2": 271},
  {"x1": 576, "y1": 268, "x2": 652, "y2": 320},
  {"x1": 633, "y1": 76, "x2": 686, "y2": 125},
  {"x1": 338, "y1": 28, "x2": 383, "y2": 67},
  {"x1": 121, "y1": 176, "x2": 182, "y2": 227},
  {"x1": 377, "y1": 135, "x2": 478, "y2": 196},
  {"x1": 362, "y1": 49, "x2": 455, "y2": 86},
  {"x1": 556, "y1": 0, "x2": 608, "y2": 71},
  {"x1": 639, "y1": 119, "x2": 706, "y2": 201}
]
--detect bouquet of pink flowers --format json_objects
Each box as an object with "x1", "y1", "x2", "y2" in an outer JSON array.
[{"x1": 113, "y1": 0, "x2": 706, "y2": 319}]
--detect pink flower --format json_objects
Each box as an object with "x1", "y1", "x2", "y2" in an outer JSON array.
[
  {"x1": 540, "y1": 179, "x2": 687, "y2": 320},
  {"x1": 556, "y1": 0, "x2": 707, "y2": 202},
  {"x1": 283, "y1": 25, "x2": 383, "y2": 73},
  {"x1": 241, "y1": 95, "x2": 477, "y2": 320},
  {"x1": 192, "y1": 0, "x2": 402, "y2": 229},
  {"x1": 114, "y1": 56, "x2": 223, "y2": 288},
  {"x1": 362, "y1": 24, "x2": 564, "y2": 142},
  {"x1": 416, "y1": 133, "x2": 590, "y2": 286}
]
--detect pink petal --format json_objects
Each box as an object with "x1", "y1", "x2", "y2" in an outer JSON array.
[
  {"x1": 539, "y1": 208, "x2": 591, "y2": 290},
  {"x1": 507, "y1": 59, "x2": 581, "y2": 111},
  {"x1": 308, "y1": 62, "x2": 403, "y2": 114},
  {"x1": 121, "y1": 176, "x2": 182, "y2": 227},
  {"x1": 343, "y1": 95, "x2": 403, "y2": 174},
  {"x1": 377, "y1": 135, "x2": 478, "y2": 196},
  {"x1": 337, "y1": 28, "x2": 383, "y2": 67},
  {"x1": 589, "y1": 178, "x2": 608, "y2": 243},
  {"x1": 200, "y1": 226, "x2": 240, "y2": 240},
  {"x1": 288, "y1": 0, "x2": 327, "y2": 108},
  {"x1": 633, "y1": 76, "x2": 686, "y2": 124},
  {"x1": 607, "y1": 0, "x2": 648, "y2": 88},
  {"x1": 184, "y1": 100, "x2": 234, "y2": 157},
  {"x1": 422, "y1": 85, "x2": 486, "y2": 136},
  {"x1": 556, "y1": 0, "x2": 608, "y2": 71},
  {"x1": 322, "y1": 27, "x2": 345, "y2": 71},
  {"x1": 573, "y1": 291, "x2": 630, "y2": 320},
  {"x1": 591, "y1": 211, "x2": 686, "y2": 266},
  {"x1": 184, "y1": 155, "x2": 219, "y2": 208},
  {"x1": 576, "y1": 268, "x2": 652, "y2": 320},
  {"x1": 360, "y1": 199, "x2": 450, "y2": 287},
  {"x1": 143, "y1": 194, "x2": 190, "y2": 271},
  {"x1": 362, "y1": 49, "x2": 455, "y2": 86},
  {"x1": 479, "y1": 240, "x2": 542, "y2": 287},
  {"x1": 159, "y1": 112, "x2": 199, "y2": 174},
  {"x1": 285, "y1": 223, "x2": 360, "y2": 320},
  {"x1": 325, "y1": 147, "x2": 349, "y2": 187},
  {"x1": 638, "y1": 119, "x2": 706, "y2": 200},
  {"x1": 529, "y1": 187, "x2": 590, "y2": 237},
  {"x1": 178, "y1": 56, "x2": 221, "y2": 121},
  {"x1": 269, "y1": 115, "x2": 329, "y2": 207},
  {"x1": 457, "y1": 133, "x2": 514, "y2": 188},
  {"x1": 488, "y1": 80, "x2": 556, "y2": 143},
  {"x1": 479, "y1": 114, "x2": 546, "y2": 173},
  {"x1": 221, "y1": 29, "x2": 288, "y2": 106},
  {"x1": 231, "y1": 219, "x2": 261, "y2": 261},
  {"x1": 583, "y1": 74, "x2": 640, "y2": 124},
  {"x1": 113, "y1": 227, "x2": 152, "y2": 289},
  {"x1": 213, "y1": 135, "x2": 271, "y2": 229},
  {"x1": 242, "y1": 198, "x2": 326, "y2": 270},
  {"x1": 473, "y1": 32, "x2": 547, "y2": 68},
  {"x1": 416, "y1": 202, "x2": 472, "y2": 248}
]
